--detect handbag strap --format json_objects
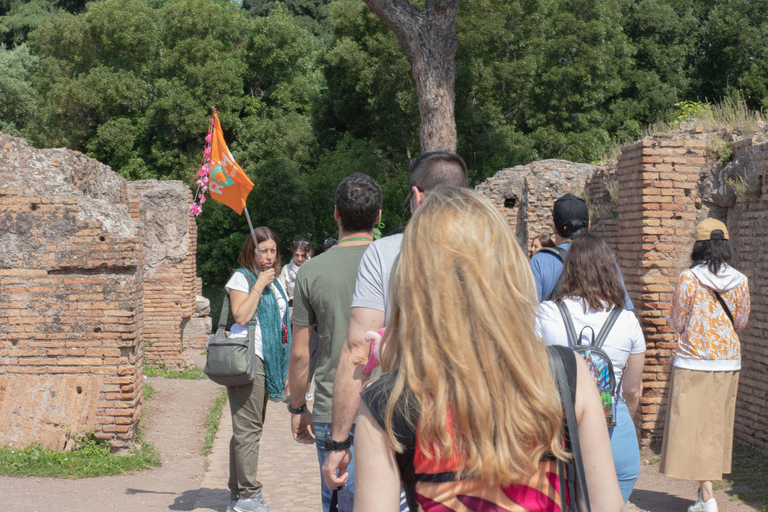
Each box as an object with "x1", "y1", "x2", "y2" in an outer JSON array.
[
  {"x1": 713, "y1": 291, "x2": 735, "y2": 328},
  {"x1": 217, "y1": 292, "x2": 230, "y2": 331},
  {"x1": 550, "y1": 348, "x2": 592, "y2": 512}
]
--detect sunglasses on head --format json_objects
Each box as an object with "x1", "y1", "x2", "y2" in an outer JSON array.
[{"x1": 292, "y1": 240, "x2": 310, "y2": 249}]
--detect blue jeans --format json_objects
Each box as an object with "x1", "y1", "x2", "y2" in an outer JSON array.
[
  {"x1": 608, "y1": 401, "x2": 641, "y2": 503},
  {"x1": 315, "y1": 423, "x2": 355, "y2": 512}
]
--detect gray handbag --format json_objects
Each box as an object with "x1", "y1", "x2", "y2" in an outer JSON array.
[{"x1": 203, "y1": 270, "x2": 257, "y2": 387}]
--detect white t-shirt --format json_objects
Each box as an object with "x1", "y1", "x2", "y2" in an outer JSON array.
[
  {"x1": 225, "y1": 271, "x2": 288, "y2": 359},
  {"x1": 535, "y1": 297, "x2": 645, "y2": 384},
  {"x1": 351, "y1": 234, "x2": 403, "y2": 325}
]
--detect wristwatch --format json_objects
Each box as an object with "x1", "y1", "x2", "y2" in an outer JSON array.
[
  {"x1": 287, "y1": 403, "x2": 307, "y2": 414},
  {"x1": 324, "y1": 435, "x2": 352, "y2": 452}
]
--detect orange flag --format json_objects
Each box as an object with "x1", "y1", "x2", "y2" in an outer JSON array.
[{"x1": 208, "y1": 113, "x2": 254, "y2": 215}]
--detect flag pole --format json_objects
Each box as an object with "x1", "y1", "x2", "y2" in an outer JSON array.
[{"x1": 242, "y1": 204, "x2": 266, "y2": 266}]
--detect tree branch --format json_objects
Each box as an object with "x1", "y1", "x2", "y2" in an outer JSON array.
[{"x1": 362, "y1": 0, "x2": 422, "y2": 55}]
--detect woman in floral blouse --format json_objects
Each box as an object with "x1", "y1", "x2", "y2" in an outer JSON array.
[{"x1": 660, "y1": 218, "x2": 750, "y2": 512}]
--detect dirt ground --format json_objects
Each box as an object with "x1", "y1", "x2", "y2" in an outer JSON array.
[
  {"x1": 627, "y1": 447, "x2": 760, "y2": 512},
  {"x1": 0, "y1": 352, "x2": 761, "y2": 512}
]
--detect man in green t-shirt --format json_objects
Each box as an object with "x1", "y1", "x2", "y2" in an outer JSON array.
[{"x1": 288, "y1": 173, "x2": 383, "y2": 512}]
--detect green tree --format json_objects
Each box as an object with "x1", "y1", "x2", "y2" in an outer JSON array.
[
  {"x1": 0, "y1": 0, "x2": 87, "y2": 48},
  {"x1": 242, "y1": 0, "x2": 334, "y2": 43},
  {"x1": 0, "y1": 42, "x2": 37, "y2": 135},
  {"x1": 692, "y1": 0, "x2": 768, "y2": 110}
]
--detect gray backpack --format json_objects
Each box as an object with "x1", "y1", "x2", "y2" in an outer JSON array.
[{"x1": 204, "y1": 270, "x2": 258, "y2": 387}]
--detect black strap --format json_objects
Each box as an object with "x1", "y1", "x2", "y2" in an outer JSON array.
[
  {"x1": 539, "y1": 246, "x2": 568, "y2": 262},
  {"x1": 540, "y1": 247, "x2": 568, "y2": 302},
  {"x1": 713, "y1": 291, "x2": 735, "y2": 328},
  {"x1": 550, "y1": 348, "x2": 591, "y2": 512}
]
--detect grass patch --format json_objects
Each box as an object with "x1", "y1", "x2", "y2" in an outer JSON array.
[
  {"x1": 0, "y1": 435, "x2": 160, "y2": 479},
  {"x1": 202, "y1": 388, "x2": 228, "y2": 456},
  {"x1": 725, "y1": 442, "x2": 768, "y2": 511},
  {"x1": 143, "y1": 382, "x2": 157, "y2": 401},
  {"x1": 144, "y1": 364, "x2": 207, "y2": 380}
]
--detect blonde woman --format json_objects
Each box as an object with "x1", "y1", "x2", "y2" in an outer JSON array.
[{"x1": 353, "y1": 187, "x2": 623, "y2": 512}]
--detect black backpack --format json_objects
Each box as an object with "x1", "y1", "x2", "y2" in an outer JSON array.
[{"x1": 556, "y1": 299, "x2": 624, "y2": 427}]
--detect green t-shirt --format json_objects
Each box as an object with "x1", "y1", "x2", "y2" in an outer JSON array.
[{"x1": 291, "y1": 244, "x2": 369, "y2": 423}]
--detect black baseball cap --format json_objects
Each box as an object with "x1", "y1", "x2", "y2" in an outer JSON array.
[{"x1": 552, "y1": 193, "x2": 589, "y2": 234}]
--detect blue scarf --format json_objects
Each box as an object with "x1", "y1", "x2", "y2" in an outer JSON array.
[{"x1": 239, "y1": 268, "x2": 292, "y2": 398}]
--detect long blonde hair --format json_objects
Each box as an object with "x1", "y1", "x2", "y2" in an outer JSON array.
[{"x1": 381, "y1": 187, "x2": 567, "y2": 483}]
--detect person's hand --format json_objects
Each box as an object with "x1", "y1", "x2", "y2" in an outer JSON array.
[
  {"x1": 322, "y1": 448, "x2": 352, "y2": 489},
  {"x1": 291, "y1": 410, "x2": 315, "y2": 444},
  {"x1": 255, "y1": 268, "x2": 275, "y2": 292}
]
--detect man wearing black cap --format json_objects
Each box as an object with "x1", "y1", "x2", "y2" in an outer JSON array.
[{"x1": 530, "y1": 193, "x2": 633, "y2": 309}]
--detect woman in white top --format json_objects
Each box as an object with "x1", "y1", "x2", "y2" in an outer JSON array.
[
  {"x1": 278, "y1": 238, "x2": 312, "y2": 305},
  {"x1": 224, "y1": 226, "x2": 289, "y2": 512},
  {"x1": 535, "y1": 233, "x2": 645, "y2": 504}
]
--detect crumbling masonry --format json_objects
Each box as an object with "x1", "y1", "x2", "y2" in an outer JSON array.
[{"x1": 0, "y1": 134, "x2": 207, "y2": 450}]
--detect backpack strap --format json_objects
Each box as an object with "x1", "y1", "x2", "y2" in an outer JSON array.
[
  {"x1": 593, "y1": 308, "x2": 622, "y2": 349},
  {"x1": 538, "y1": 246, "x2": 568, "y2": 262},
  {"x1": 540, "y1": 247, "x2": 569, "y2": 301},
  {"x1": 555, "y1": 299, "x2": 580, "y2": 347},
  {"x1": 548, "y1": 346, "x2": 591, "y2": 512},
  {"x1": 713, "y1": 291, "x2": 735, "y2": 328}
]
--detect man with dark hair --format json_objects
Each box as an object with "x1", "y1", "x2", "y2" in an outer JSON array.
[
  {"x1": 288, "y1": 173, "x2": 382, "y2": 512},
  {"x1": 322, "y1": 152, "x2": 468, "y2": 507},
  {"x1": 530, "y1": 192, "x2": 633, "y2": 308}
]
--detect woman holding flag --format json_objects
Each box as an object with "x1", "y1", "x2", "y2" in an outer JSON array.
[
  {"x1": 192, "y1": 111, "x2": 289, "y2": 512},
  {"x1": 224, "y1": 226, "x2": 290, "y2": 512}
]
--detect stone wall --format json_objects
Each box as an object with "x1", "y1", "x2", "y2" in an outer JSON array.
[
  {"x1": 475, "y1": 160, "x2": 596, "y2": 253},
  {"x1": 0, "y1": 134, "x2": 145, "y2": 450},
  {"x1": 127, "y1": 181, "x2": 199, "y2": 368},
  {"x1": 0, "y1": 135, "x2": 200, "y2": 450}
]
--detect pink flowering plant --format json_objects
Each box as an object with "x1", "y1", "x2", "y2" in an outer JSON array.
[{"x1": 189, "y1": 114, "x2": 215, "y2": 217}]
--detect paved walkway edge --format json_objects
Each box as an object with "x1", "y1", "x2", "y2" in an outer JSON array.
[{"x1": 195, "y1": 396, "x2": 232, "y2": 511}]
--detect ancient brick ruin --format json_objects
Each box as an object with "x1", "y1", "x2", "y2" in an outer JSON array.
[
  {"x1": 478, "y1": 127, "x2": 768, "y2": 452},
  {"x1": 0, "y1": 134, "x2": 207, "y2": 451}
]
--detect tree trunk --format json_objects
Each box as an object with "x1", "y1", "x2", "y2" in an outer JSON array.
[{"x1": 363, "y1": 0, "x2": 459, "y2": 154}]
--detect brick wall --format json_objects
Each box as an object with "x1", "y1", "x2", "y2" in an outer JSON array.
[
  {"x1": 614, "y1": 138, "x2": 712, "y2": 444},
  {"x1": 476, "y1": 134, "x2": 733, "y2": 446},
  {"x1": 0, "y1": 134, "x2": 145, "y2": 450},
  {"x1": 0, "y1": 134, "x2": 199, "y2": 451},
  {"x1": 127, "y1": 181, "x2": 198, "y2": 369},
  {"x1": 726, "y1": 136, "x2": 768, "y2": 452}
]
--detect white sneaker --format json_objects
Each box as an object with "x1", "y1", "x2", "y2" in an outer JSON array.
[
  {"x1": 305, "y1": 390, "x2": 314, "y2": 401},
  {"x1": 688, "y1": 496, "x2": 718, "y2": 512}
]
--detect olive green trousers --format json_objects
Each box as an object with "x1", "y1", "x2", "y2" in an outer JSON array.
[{"x1": 227, "y1": 356, "x2": 268, "y2": 500}]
